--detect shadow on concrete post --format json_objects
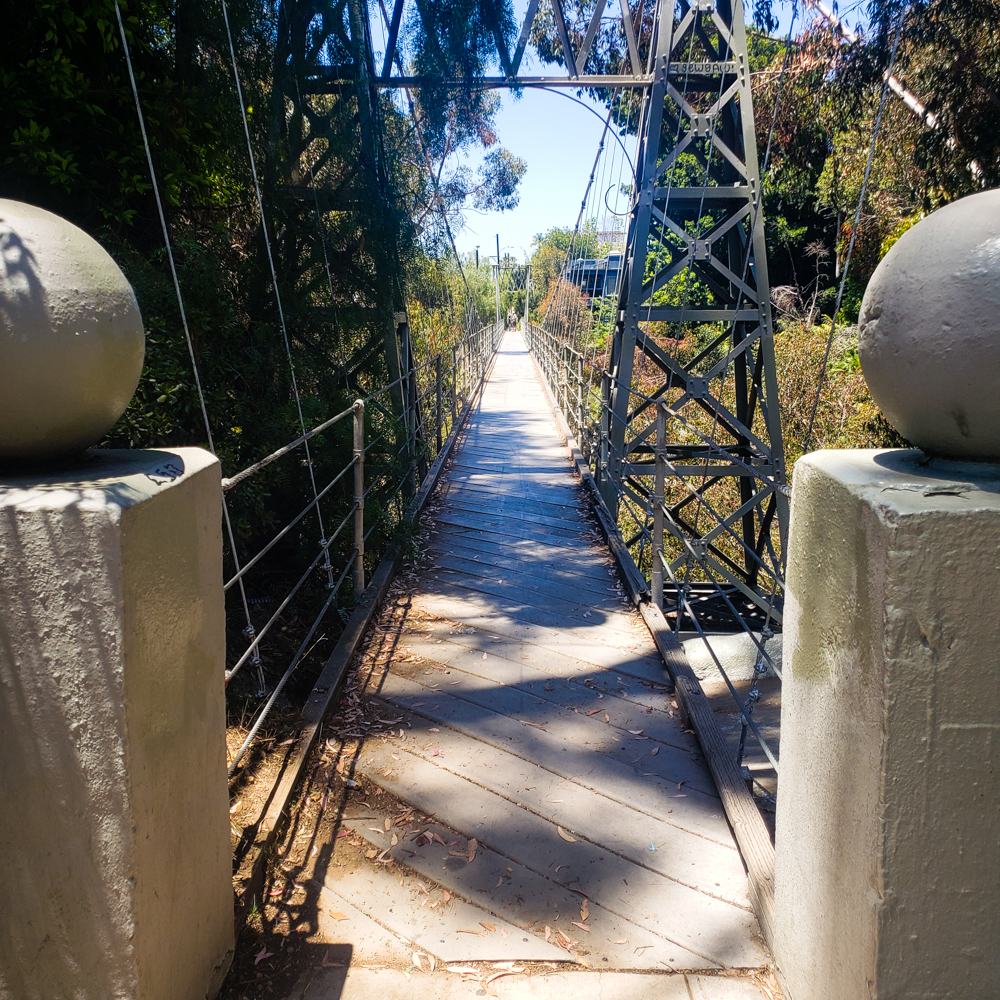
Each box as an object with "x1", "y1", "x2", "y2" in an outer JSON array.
[
  {"x1": 0, "y1": 201, "x2": 233, "y2": 1000},
  {"x1": 773, "y1": 191, "x2": 1000, "y2": 1000}
]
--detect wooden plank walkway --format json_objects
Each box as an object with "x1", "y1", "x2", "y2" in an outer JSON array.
[{"x1": 274, "y1": 331, "x2": 774, "y2": 1000}]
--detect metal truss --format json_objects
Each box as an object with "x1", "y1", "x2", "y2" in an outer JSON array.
[
  {"x1": 598, "y1": 0, "x2": 788, "y2": 622},
  {"x1": 372, "y1": 0, "x2": 653, "y2": 88},
  {"x1": 288, "y1": 0, "x2": 787, "y2": 620},
  {"x1": 272, "y1": 0, "x2": 422, "y2": 468}
]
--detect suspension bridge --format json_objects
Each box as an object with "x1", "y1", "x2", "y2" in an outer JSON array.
[
  {"x1": 2, "y1": 0, "x2": 970, "y2": 997},
  {"x1": 130, "y1": 0, "x2": 897, "y2": 992}
]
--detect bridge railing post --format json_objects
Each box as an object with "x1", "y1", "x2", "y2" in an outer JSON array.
[
  {"x1": 651, "y1": 401, "x2": 666, "y2": 609},
  {"x1": 559, "y1": 345, "x2": 567, "y2": 416},
  {"x1": 435, "y1": 354, "x2": 442, "y2": 453},
  {"x1": 352, "y1": 399, "x2": 365, "y2": 597},
  {"x1": 598, "y1": 371, "x2": 611, "y2": 498}
]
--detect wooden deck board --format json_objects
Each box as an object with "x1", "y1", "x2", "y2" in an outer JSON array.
[{"x1": 346, "y1": 331, "x2": 767, "y2": 971}]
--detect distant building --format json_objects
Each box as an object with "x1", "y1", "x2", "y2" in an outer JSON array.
[{"x1": 564, "y1": 253, "x2": 623, "y2": 297}]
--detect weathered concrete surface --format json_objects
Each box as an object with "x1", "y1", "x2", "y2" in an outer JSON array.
[
  {"x1": 0, "y1": 448, "x2": 233, "y2": 1000},
  {"x1": 297, "y1": 967, "x2": 774, "y2": 999},
  {"x1": 0, "y1": 199, "x2": 145, "y2": 458},
  {"x1": 858, "y1": 191, "x2": 1000, "y2": 461},
  {"x1": 681, "y1": 631, "x2": 781, "y2": 683},
  {"x1": 773, "y1": 448, "x2": 1000, "y2": 1000}
]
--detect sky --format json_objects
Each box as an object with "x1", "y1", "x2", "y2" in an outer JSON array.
[
  {"x1": 431, "y1": 0, "x2": 871, "y2": 263},
  {"x1": 451, "y1": 88, "x2": 639, "y2": 262}
]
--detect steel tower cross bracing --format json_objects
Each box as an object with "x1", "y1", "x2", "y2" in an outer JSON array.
[
  {"x1": 302, "y1": 0, "x2": 787, "y2": 621},
  {"x1": 599, "y1": 0, "x2": 788, "y2": 622}
]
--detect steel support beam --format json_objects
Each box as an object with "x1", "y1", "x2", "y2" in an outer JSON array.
[{"x1": 599, "y1": 0, "x2": 787, "y2": 595}]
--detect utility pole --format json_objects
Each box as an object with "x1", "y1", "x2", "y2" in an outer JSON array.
[
  {"x1": 523, "y1": 264, "x2": 531, "y2": 333},
  {"x1": 495, "y1": 234, "x2": 501, "y2": 329}
]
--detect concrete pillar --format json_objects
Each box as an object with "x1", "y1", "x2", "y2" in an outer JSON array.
[
  {"x1": 773, "y1": 448, "x2": 1000, "y2": 999},
  {"x1": 0, "y1": 448, "x2": 234, "y2": 1000}
]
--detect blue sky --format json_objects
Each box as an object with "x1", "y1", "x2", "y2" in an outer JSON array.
[{"x1": 378, "y1": 1, "x2": 871, "y2": 262}]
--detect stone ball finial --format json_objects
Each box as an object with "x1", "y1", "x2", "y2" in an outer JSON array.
[
  {"x1": 0, "y1": 199, "x2": 145, "y2": 461},
  {"x1": 858, "y1": 190, "x2": 1000, "y2": 462}
]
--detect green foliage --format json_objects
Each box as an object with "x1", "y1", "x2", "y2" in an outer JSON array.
[
  {"x1": 473, "y1": 147, "x2": 527, "y2": 212},
  {"x1": 1, "y1": 0, "x2": 496, "y2": 712},
  {"x1": 406, "y1": 0, "x2": 517, "y2": 151},
  {"x1": 528, "y1": 221, "x2": 611, "y2": 316}
]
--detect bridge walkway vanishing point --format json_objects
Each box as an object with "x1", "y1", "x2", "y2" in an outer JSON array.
[{"x1": 277, "y1": 332, "x2": 775, "y2": 999}]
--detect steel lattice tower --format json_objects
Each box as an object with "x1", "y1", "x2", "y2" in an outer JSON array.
[
  {"x1": 597, "y1": 0, "x2": 788, "y2": 622},
  {"x1": 373, "y1": 0, "x2": 788, "y2": 621}
]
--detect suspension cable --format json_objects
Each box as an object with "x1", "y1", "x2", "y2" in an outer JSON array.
[
  {"x1": 802, "y1": 3, "x2": 906, "y2": 454},
  {"x1": 220, "y1": 0, "x2": 334, "y2": 586},
  {"x1": 114, "y1": 1, "x2": 262, "y2": 687}
]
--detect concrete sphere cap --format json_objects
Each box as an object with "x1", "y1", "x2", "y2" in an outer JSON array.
[
  {"x1": 0, "y1": 199, "x2": 144, "y2": 460},
  {"x1": 858, "y1": 190, "x2": 1000, "y2": 461}
]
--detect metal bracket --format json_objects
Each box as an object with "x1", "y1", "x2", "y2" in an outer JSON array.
[{"x1": 687, "y1": 377, "x2": 710, "y2": 399}]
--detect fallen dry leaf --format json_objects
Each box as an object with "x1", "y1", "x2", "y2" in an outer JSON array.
[
  {"x1": 557, "y1": 827, "x2": 577, "y2": 843},
  {"x1": 485, "y1": 971, "x2": 520, "y2": 986},
  {"x1": 580, "y1": 899, "x2": 589, "y2": 922},
  {"x1": 651, "y1": 746, "x2": 660, "y2": 756},
  {"x1": 390, "y1": 833, "x2": 398, "y2": 846},
  {"x1": 456, "y1": 929, "x2": 482, "y2": 936},
  {"x1": 544, "y1": 925, "x2": 552, "y2": 941},
  {"x1": 604, "y1": 713, "x2": 611, "y2": 722},
  {"x1": 585, "y1": 708, "x2": 602, "y2": 716},
  {"x1": 365, "y1": 849, "x2": 378, "y2": 859},
  {"x1": 467, "y1": 838, "x2": 478, "y2": 863},
  {"x1": 447, "y1": 965, "x2": 479, "y2": 975},
  {"x1": 614, "y1": 938, "x2": 628, "y2": 944},
  {"x1": 555, "y1": 930, "x2": 579, "y2": 951},
  {"x1": 479, "y1": 921, "x2": 496, "y2": 933},
  {"x1": 384, "y1": 817, "x2": 392, "y2": 832},
  {"x1": 628, "y1": 729, "x2": 644, "y2": 735},
  {"x1": 429, "y1": 954, "x2": 437, "y2": 972},
  {"x1": 254, "y1": 947, "x2": 273, "y2": 966},
  {"x1": 501, "y1": 928, "x2": 508, "y2": 939},
  {"x1": 412, "y1": 952, "x2": 424, "y2": 971},
  {"x1": 320, "y1": 949, "x2": 344, "y2": 968},
  {"x1": 443, "y1": 890, "x2": 451, "y2": 902},
  {"x1": 329, "y1": 910, "x2": 349, "y2": 921},
  {"x1": 229, "y1": 799, "x2": 242, "y2": 815},
  {"x1": 571, "y1": 921, "x2": 591, "y2": 932}
]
